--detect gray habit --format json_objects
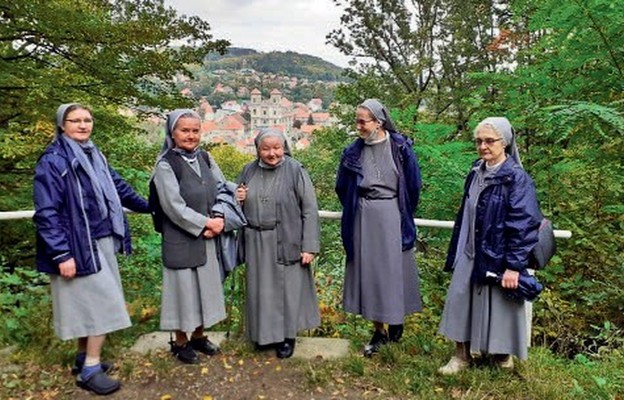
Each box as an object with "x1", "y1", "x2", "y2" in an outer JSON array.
[
  {"x1": 154, "y1": 154, "x2": 226, "y2": 332},
  {"x1": 50, "y1": 236, "x2": 131, "y2": 340},
  {"x1": 438, "y1": 163, "x2": 528, "y2": 359},
  {"x1": 343, "y1": 138, "x2": 422, "y2": 324},
  {"x1": 242, "y1": 160, "x2": 320, "y2": 345}
]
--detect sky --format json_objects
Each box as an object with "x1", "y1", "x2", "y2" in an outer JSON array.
[{"x1": 165, "y1": 0, "x2": 351, "y2": 68}]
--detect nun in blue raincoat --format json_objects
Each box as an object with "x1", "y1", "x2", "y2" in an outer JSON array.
[{"x1": 438, "y1": 117, "x2": 542, "y2": 374}]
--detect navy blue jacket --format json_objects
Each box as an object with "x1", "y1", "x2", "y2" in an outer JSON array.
[
  {"x1": 336, "y1": 131, "x2": 421, "y2": 262},
  {"x1": 444, "y1": 157, "x2": 542, "y2": 284},
  {"x1": 33, "y1": 138, "x2": 149, "y2": 276}
]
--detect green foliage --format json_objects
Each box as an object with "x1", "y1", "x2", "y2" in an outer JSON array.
[
  {"x1": 204, "y1": 48, "x2": 345, "y2": 81},
  {"x1": 0, "y1": 0, "x2": 228, "y2": 171},
  {"x1": 208, "y1": 144, "x2": 254, "y2": 182},
  {"x1": 329, "y1": 0, "x2": 505, "y2": 125},
  {"x1": 0, "y1": 267, "x2": 51, "y2": 347},
  {"x1": 295, "y1": 126, "x2": 351, "y2": 210},
  {"x1": 186, "y1": 50, "x2": 343, "y2": 108}
]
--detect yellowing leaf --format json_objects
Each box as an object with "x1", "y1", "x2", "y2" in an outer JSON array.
[
  {"x1": 161, "y1": 395, "x2": 172, "y2": 400},
  {"x1": 201, "y1": 367, "x2": 209, "y2": 375},
  {"x1": 275, "y1": 365, "x2": 282, "y2": 372},
  {"x1": 203, "y1": 396, "x2": 213, "y2": 400}
]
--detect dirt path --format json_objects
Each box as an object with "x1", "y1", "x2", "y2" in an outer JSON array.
[{"x1": 2, "y1": 346, "x2": 394, "y2": 400}]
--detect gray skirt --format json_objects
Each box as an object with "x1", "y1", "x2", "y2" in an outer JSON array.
[
  {"x1": 50, "y1": 236, "x2": 131, "y2": 340},
  {"x1": 343, "y1": 197, "x2": 422, "y2": 324},
  {"x1": 438, "y1": 250, "x2": 528, "y2": 359},
  {"x1": 244, "y1": 228, "x2": 320, "y2": 345},
  {"x1": 160, "y1": 239, "x2": 226, "y2": 333}
]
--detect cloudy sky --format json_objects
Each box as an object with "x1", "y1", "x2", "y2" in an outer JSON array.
[{"x1": 165, "y1": 0, "x2": 351, "y2": 67}]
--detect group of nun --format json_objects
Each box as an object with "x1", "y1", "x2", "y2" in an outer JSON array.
[{"x1": 33, "y1": 99, "x2": 542, "y2": 394}]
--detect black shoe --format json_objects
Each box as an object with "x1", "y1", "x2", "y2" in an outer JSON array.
[
  {"x1": 169, "y1": 341, "x2": 199, "y2": 364},
  {"x1": 190, "y1": 336, "x2": 220, "y2": 356},
  {"x1": 363, "y1": 330, "x2": 388, "y2": 357},
  {"x1": 71, "y1": 360, "x2": 113, "y2": 376},
  {"x1": 388, "y1": 324, "x2": 404, "y2": 343},
  {"x1": 276, "y1": 338, "x2": 296, "y2": 359},
  {"x1": 76, "y1": 370, "x2": 121, "y2": 395}
]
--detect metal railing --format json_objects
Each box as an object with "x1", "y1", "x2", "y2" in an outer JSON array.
[{"x1": 0, "y1": 209, "x2": 573, "y2": 238}]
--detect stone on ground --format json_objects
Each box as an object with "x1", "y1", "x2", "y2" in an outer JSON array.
[{"x1": 131, "y1": 332, "x2": 350, "y2": 360}]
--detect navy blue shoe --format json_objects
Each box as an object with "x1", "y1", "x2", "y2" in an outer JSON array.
[{"x1": 76, "y1": 370, "x2": 120, "y2": 395}]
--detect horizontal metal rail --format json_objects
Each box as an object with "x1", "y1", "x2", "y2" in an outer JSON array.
[{"x1": 0, "y1": 209, "x2": 573, "y2": 238}]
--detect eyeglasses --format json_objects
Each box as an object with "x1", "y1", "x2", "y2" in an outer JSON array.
[
  {"x1": 474, "y1": 138, "x2": 502, "y2": 146},
  {"x1": 65, "y1": 118, "x2": 94, "y2": 124},
  {"x1": 355, "y1": 119, "x2": 374, "y2": 125}
]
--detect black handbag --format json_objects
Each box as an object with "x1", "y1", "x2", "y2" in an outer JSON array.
[{"x1": 530, "y1": 218, "x2": 556, "y2": 269}]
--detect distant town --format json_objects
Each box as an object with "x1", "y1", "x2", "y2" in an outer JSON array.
[{"x1": 148, "y1": 54, "x2": 344, "y2": 153}]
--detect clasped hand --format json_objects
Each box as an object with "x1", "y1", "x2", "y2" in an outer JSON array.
[
  {"x1": 203, "y1": 217, "x2": 224, "y2": 239},
  {"x1": 235, "y1": 185, "x2": 248, "y2": 203}
]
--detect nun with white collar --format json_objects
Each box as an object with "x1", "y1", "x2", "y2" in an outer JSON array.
[
  {"x1": 152, "y1": 109, "x2": 226, "y2": 364},
  {"x1": 438, "y1": 117, "x2": 542, "y2": 374},
  {"x1": 336, "y1": 99, "x2": 423, "y2": 357},
  {"x1": 236, "y1": 128, "x2": 320, "y2": 359}
]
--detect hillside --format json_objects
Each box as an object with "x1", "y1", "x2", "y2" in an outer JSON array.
[{"x1": 204, "y1": 47, "x2": 345, "y2": 82}]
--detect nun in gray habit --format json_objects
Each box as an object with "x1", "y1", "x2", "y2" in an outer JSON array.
[
  {"x1": 236, "y1": 128, "x2": 320, "y2": 359},
  {"x1": 152, "y1": 109, "x2": 226, "y2": 364},
  {"x1": 438, "y1": 117, "x2": 542, "y2": 374},
  {"x1": 336, "y1": 99, "x2": 422, "y2": 357}
]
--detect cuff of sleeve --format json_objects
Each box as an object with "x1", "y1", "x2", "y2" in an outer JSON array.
[
  {"x1": 54, "y1": 252, "x2": 72, "y2": 264},
  {"x1": 505, "y1": 264, "x2": 523, "y2": 272}
]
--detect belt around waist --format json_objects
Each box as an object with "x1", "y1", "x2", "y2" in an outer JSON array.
[
  {"x1": 246, "y1": 224, "x2": 277, "y2": 231},
  {"x1": 360, "y1": 194, "x2": 397, "y2": 200}
]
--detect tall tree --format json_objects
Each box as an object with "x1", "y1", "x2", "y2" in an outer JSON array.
[
  {"x1": 0, "y1": 0, "x2": 229, "y2": 167},
  {"x1": 328, "y1": 0, "x2": 506, "y2": 127},
  {"x1": 464, "y1": 0, "x2": 624, "y2": 348}
]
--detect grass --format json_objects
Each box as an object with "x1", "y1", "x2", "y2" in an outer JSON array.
[
  {"x1": 1, "y1": 318, "x2": 624, "y2": 399},
  {"x1": 2, "y1": 211, "x2": 623, "y2": 398}
]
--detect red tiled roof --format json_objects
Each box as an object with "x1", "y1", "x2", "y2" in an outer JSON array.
[
  {"x1": 312, "y1": 112, "x2": 330, "y2": 121},
  {"x1": 220, "y1": 115, "x2": 245, "y2": 130},
  {"x1": 270, "y1": 124, "x2": 286, "y2": 133},
  {"x1": 302, "y1": 125, "x2": 322, "y2": 134},
  {"x1": 251, "y1": 88, "x2": 261, "y2": 94},
  {"x1": 294, "y1": 108, "x2": 309, "y2": 119},
  {"x1": 201, "y1": 120, "x2": 217, "y2": 132},
  {"x1": 230, "y1": 113, "x2": 247, "y2": 125}
]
